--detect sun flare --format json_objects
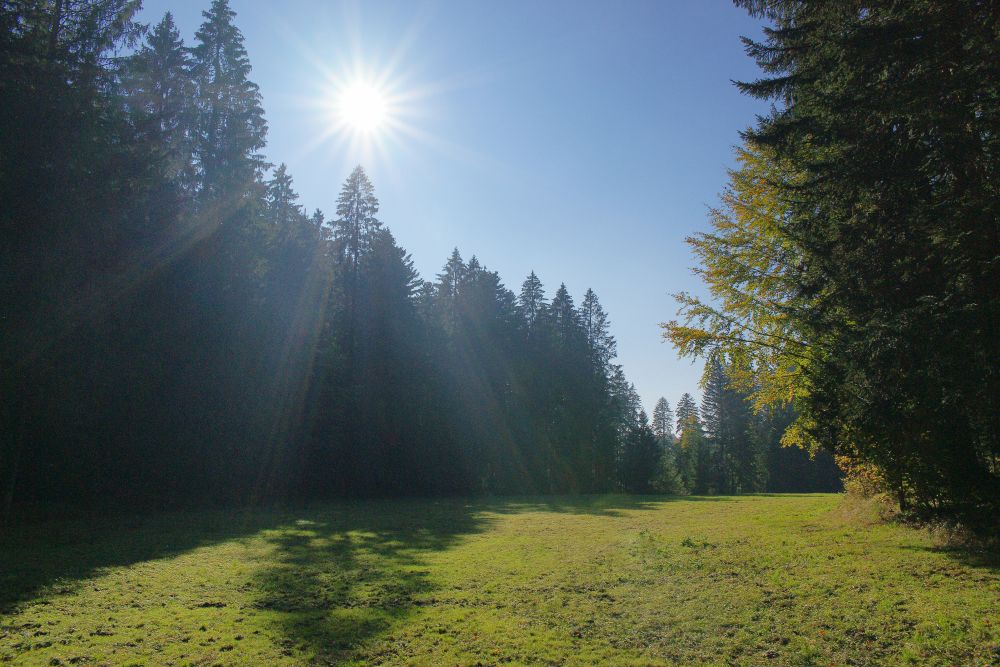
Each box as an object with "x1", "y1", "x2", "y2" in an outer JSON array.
[{"x1": 336, "y1": 81, "x2": 388, "y2": 133}]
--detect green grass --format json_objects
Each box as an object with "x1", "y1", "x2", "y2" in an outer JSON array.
[{"x1": 1, "y1": 495, "x2": 996, "y2": 666}]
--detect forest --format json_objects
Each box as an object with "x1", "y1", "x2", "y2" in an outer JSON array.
[
  {"x1": 666, "y1": 0, "x2": 999, "y2": 540},
  {"x1": 0, "y1": 0, "x2": 841, "y2": 522},
  {"x1": 2, "y1": 2, "x2": 998, "y2": 665}
]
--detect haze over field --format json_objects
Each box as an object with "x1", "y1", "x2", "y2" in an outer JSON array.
[{"x1": 133, "y1": 0, "x2": 772, "y2": 413}]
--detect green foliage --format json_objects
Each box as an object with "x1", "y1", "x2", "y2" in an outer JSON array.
[
  {"x1": 669, "y1": 0, "x2": 1000, "y2": 535},
  {"x1": 663, "y1": 140, "x2": 815, "y2": 448},
  {"x1": 190, "y1": 0, "x2": 267, "y2": 198},
  {"x1": 651, "y1": 397, "x2": 674, "y2": 443},
  {"x1": 0, "y1": 0, "x2": 837, "y2": 517},
  {"x1": 740, "y1": 0, "x2": 1000, "y2": 535}
]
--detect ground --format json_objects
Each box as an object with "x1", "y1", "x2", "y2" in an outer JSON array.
[{"x1": 1, "y1": 494, "x2": 996, "y2": 666}]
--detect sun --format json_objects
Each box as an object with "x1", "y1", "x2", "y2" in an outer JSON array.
[{"x1": 336, "y1": 81, "x2": 388, "y2": 134}]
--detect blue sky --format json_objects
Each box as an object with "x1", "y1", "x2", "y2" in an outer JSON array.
[{"x1": 136, "y1": 0, "x2": 769, "y2": 415}]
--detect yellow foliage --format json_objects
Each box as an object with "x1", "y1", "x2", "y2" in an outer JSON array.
[{"x1": 663, "y1": 139, "x2": 820, "y2": 449}]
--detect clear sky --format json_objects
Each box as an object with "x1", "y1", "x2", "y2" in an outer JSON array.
[{"x1": 135, "y1": 0, "x2": 769, "y2": 415}]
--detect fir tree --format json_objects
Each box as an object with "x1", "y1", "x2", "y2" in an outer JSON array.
[
  {"x1": 518, "y1": 271, "x2": 546, "y2": 330},
  {"x1": 124, "y1": 12, "x2": 195, "y2": 189},
  {"x1": 190, "y1": 0, "x2": 267, "y2": 198},
  {"x1": 333, "y1": 166, "x2": 381, "y2": 267},
  {"x1": 264, "y1": 164, "x2": 302, "y2": 227},
  {"x1": 580, "y1": 288, "x2": 616, "y2": 371},
  {"x1": 549, "y1": 284, "x2": 581, "y2": 346},
  {"x1": 652, "y1": 398, "x2": 674, "y2": 443},
  {"x1": 675, "y1": 392, "x2": 699, "y2": 436}
]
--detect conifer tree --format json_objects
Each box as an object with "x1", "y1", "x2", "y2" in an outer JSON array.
[
  {"x1": 549, "y1": 284, "x2": 581, "y2": 346},
  {"x1": 675, "y1": 417, "x2": 705, "y2": 494},
  {"x1": 190, "y1": 0, "x2": 267, "y2": 198},
  {"x1": 675, "y1": 392, "x2": 699, "y2": 436},
  {"x1": 518, "y1": 271, "x2": 546, "y2": 330},
  {"x1": 438, "y1": 249, "x2": 465, "y2": 297},
  {"x1": 580, "y1": 288, "x2": 616, "y2": 372},
  {"x1": 264, "y1": 164, "x2": 302, "y2": 227},
  {"x1": 124, "y1": 12, "x2": 195, "y2": 189},
  {"x1": 669, "y1": 0, "x2": 1000, "y2": 532},
  {"x1": 333, "y1": 166, "x2": 381, "y2": 267},
  {"x1": 652, "y1": 398, "x2": 674, "y2": 443},
  {"x1": 619, "y1": 410, "x2": 661, "y2": 493}
]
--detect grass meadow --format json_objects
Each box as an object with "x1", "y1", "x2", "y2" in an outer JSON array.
[{"x1": 1, "y1": 494, "x2": 997, "y2": 666}]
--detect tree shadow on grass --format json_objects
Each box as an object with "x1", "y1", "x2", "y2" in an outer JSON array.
[
  {"x1": 249, "y1": 494, "x2": 738, "y2": 663},
  {"x1": 1, "y1": 493, "x2": 739, "y2": 661},
  {"x1": 249, "y1": 499, "x2": 489, "y2": 664},
  {"x1": 0, "y1": 506, "x2": 290, "y2": 615},
  {"x1": 475, "y1": 493, "x2": 735, "y2": 518},
  {"x1": 896, "y1": 543, "x2": 999, "y2": 572}
]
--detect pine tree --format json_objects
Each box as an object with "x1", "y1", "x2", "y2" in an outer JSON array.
[
  {"x1": 724, "y1": 0, "x2": 1000, "y2": 532},
  {"x1": 549, "y1": 284, "x2": 581, "y2": 346},
  {"x1": 333, "y1": 166, "x2": 381, "y2": 267},
  {"x1": 675, "y1": 392, "x2": 699, "y2": 436},
  {"x1": 437, "y1": 248, "x2": 465, "y2": 298},
  {"x1": 676, "y1": 418, "x2": 705, "y2": 494},
  {"x1": 124, "y1": 12, "x2": 195, "y2": 189},
  {"x1": 619, "y1": 410, "x2": 661, "y2": 493},
  {"x1": 577, "y1": 288, "x2": 619, "y2": 491},
  {"x1": 264, "y1": 164, "x2": 302, "y2": 227},
  {"x1": 190, "y1": 0, "x2": 267, "y2": 198},
  {"x1": 652, "y1": 398, "x2": 674, "y2": 443},
  {"x1": 518, "y1": 271, "x2": 546, "y2": 330},
  {"x1": 580, "y1": 288, "x2": 616, "y2": 371}
]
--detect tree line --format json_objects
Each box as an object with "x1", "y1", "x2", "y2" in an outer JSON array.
[
  {"x1": 666, "y1": 0, "x2": 999, "y2": 539},
  {"x1": 1, "y1": 0, "x2": 839, "y2": 520},
  {"x1": 648, "y1": 364, "x2": 840, "y2": 496}
]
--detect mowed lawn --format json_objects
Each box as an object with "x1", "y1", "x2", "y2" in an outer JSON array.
[{"x1": 1, "y1": 495, "x2": 996, "y2": 666}]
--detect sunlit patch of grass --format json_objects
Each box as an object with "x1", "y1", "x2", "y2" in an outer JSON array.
[{"x1": 1, "y1": 495, "x2": 996, "y2": 665}]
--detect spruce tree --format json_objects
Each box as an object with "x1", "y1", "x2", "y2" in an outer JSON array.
[
  {"x1": 518, "y1": 271, "x2": 546, "y2": 330},
  {"x1": 580, "y1": 288, "x2": 616, "y2": 370},
  {"x1": 124, "y1": 12, "x2": 195, "y2": 189},
  {"x1": 728, "y1": 0, "x2": 1000, "y2": 532},
  {"x1": 333, "y1": 166, "x2": 381, "y2": 267},
  {"x1": 549, "y1": 284, "x2": 581, "y2": 346},
  {"x1": 264, "y1": 164, "x2": 302, "y2": 227},
  {"x1": 675, "y1": 393, "x2": 699, "y2": 436},
  {"x1": 652, "y1": 398, "x2": 674, "y2": 444},
  {"x1": 190, "y1": 0, "x2": 267, "y2": 199}
]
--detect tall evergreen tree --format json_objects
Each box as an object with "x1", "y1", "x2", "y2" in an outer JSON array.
[
  {"x1": 518, "y1": 271, "x2": 546, "y2": 330},
  {"x1": 667, "y1": 0, "x2": 1000, "y2": 534},
  {"x1": 619, "y1": 410, "x2": 661, "y2": 493},
  {"x1": 190, "y1": 0, "x2": 266, "y2": 199},
  {"x1": 701, "y1": 358, "x2": 760, "y2": 493},
  {"x1": 549, "y1": 284, "x2": 581, "y2": 346},
  {"x1": 124, "y1": 11, "x2": 195, "y2": 189},
  {"x1": 264, "y1": 163, "x2": 302, "y2": 227},
  {"x1": 333, "y1": 166, "x2": 381, "y2": 267},
  {"x1": 675, "y1": 392, "x2": 699, "y2": 436},
  {"x1": 652, "y1": 398, "x2": 674, "y2": 443},
  {"x1": 580, "y1": 288, "x2": 616, "y2": 369}
]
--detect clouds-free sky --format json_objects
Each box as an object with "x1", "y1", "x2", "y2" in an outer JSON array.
[{"x1": 136, "y1": 0, "x2": 769, "y2": 414}]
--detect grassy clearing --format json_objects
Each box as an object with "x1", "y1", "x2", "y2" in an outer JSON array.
[{"x1": 1, "y1": 494, "x2": 996, "y2": 666}]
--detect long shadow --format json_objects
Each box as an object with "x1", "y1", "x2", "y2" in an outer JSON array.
[
  {"x1": 250, "y1": 494, "x2": 739, "y2": 662},
  {"x1": 1, "y1": 493, "x2": 741, "y2": 662},
  {"x1": 896, "y1": 544, "x2": 999, "y2": 572},
  {"x1": 474, "y1": 493, "x2": 735, "y2": 518},
  {"x1": 0, "y1": 493, "x2": 770, "y2": 619},
  {"x1": 250, "y1": 498, "x2": 487, "y2": 663},
  {"x1": 0, "y1": 505, "x2": 294, "y2": 615}
]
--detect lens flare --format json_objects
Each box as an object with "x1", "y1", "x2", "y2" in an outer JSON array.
[{"x1": 336, "y1": 81, "x2": 388, "y2": 133}]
